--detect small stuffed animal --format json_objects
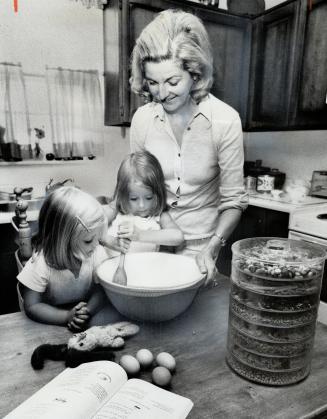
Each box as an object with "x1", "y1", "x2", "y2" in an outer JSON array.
[
  {"x1": 31, "y1": 322, "x2": 140, "y2": 370},
  {"x1": 68, "y1": 322, "x2": 139, "y2": 351}
]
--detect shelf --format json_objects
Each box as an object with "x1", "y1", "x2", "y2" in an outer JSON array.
[{"x1": 0, "y1": 159, "x2": 96, "y2": 167}]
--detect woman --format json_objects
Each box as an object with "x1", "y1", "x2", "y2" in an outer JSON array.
[{"x1": 129, "y1": 9, "x2": 248, "y2": 282}]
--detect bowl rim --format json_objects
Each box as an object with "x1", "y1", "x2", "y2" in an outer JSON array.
[{"x1": 96, "y1": 252, "x2": 206, "y2": 295}]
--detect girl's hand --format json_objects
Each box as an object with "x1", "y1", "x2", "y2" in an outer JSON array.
[
  {"x1": 116, "y1": 237, "x2": 130, "y2": 253},
  {"x1": 67, "y1": 302, "x2": 90, "y2": 331},
  {"x1": 101, "y1": 235, "x2": 130, "y2": 253},
  {"x1": 117, "y1": 221, "x2": 141, "y2": 241}
]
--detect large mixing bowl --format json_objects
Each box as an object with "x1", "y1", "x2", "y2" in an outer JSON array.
[{"x1": 97, "y1": 252, "x2": 205, "y2": 322}]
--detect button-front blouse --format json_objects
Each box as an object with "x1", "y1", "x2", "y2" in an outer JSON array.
[{"x1": 130, "y1": 94, "x2": 248, "y2": 240}]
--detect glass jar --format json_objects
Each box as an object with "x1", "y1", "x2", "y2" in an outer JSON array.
[{"x1": 226, "y1": 237, "x2": 326, "y2": 385}]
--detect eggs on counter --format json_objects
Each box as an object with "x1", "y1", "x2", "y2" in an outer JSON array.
[
  {"x1": 156, "y1": 352, "x2": 176, "y2": 372},
  {"x1": 119, "y1": 354, "x2": 141, "y2": 376},
  {"x1": 136, "y1": 348, "x2": 154, "y2": 368},
  {"x1": 119, "y1": 349, "x2": 176, "y2": 387}
]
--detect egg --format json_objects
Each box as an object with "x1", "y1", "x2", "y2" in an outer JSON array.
[
  {"x1": 119, "y1": 354, "x2": 140, "y2": 376},
  {"x1": 156, "y1": 352, "x2": 176, "y2": 372},
  {"x1": 136, "y1": 348, "x2": 154, "y2": 369},
  {"x1": 152, "y1": 366, "x2": 172, "y2": 387}
]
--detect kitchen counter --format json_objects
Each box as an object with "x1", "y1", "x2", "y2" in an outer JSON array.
[
  {"x1": 1, "y1": 276, "x2": 327, "y2": 419},
  {"x1": 249, "y1": 193, "x2": 327, "y2": 213},
  {"x1": 1, "y1": 195, "x2": 326, "y2": 224}
]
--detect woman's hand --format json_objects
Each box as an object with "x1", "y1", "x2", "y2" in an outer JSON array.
[
  {"x1": 196, "y1": 237, "x2": 221, "y2": 286},
  {"x1": 67, "y1": 301, "x2": 90, "y2": 331}
]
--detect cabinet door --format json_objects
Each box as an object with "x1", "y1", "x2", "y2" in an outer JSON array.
[
  {"x1": 247, "y1": 1, "x2": 302, "y2": 130},
  {"x1": 291, "y1": 0, "x2": 327, "y2": 129},
  {"x1": 195, "y1": 8, "x2": 252, "y2": 126},
  {"x1": 104, "y1": 0, "x2": 160, "y2": 125},
  {"x1": 217, "y1": 206, "x2": 289, "y2": 276}
]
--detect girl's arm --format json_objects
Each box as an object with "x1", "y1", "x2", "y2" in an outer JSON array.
[
  {"x1": 22, "y1": 286, "x2": 88, "y2": 330},
  {"x1": 118, "y1": 212, "x2": 184, "y2": 246},
  {"x1": 86, "y1": 284, "x2": 107, "y2": 316}
]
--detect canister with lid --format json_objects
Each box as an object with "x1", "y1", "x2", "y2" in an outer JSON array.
[
  {"x1": 256, "y1": 174, "x2": 275, "y2": 193},
  {"x1": 226, "y1": 237, "x2": 326, "y2": 386}
]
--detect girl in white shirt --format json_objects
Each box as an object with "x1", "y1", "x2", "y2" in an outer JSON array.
[
  {"x1": 18, "y1": 186, "x2": 111, "y2": 331},
  {"x1": 102, "y1": 150, "x2": 184, "y2": 256}
]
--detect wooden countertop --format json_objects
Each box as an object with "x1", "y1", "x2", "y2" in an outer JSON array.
[{"x1": 1, "y1": 276, "x2": 327, "y2": 418}]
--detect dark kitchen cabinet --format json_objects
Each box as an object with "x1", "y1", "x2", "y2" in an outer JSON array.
[
  {"x1": 291, "y1": 0, "x2": 327, "y2": 129},
  {"x1": 217, "y1": 205, "x2": 289, "y2": 276},
  {"x1": 195, "y1": 8, "x2": 252, "y2": 125},
  {"x1": 0, "y1": 224, "x2": 20, "y2": 314},
  {"x1": 247, "y1": 1, "x2": 303, "y2": 130},
  {"x1": 104, "y1": 0, "x2": 251, "y2": 127}
]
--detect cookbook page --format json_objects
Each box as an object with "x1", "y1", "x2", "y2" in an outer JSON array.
[
  {"x1": 5, "y1": 361, "x2": 127, "y2": 419},
  {"x1": 93, "y1": 378, "x2": 193, "y2": 419}
]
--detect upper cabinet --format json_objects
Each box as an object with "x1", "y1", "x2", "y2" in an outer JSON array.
[
  {"x1": 291, "y1": 0, "x2": 327, "y2": 129},
  {"x1": 104, "y1": 0, "x2": 327, "y2": 130},
  {"x1": 247, "y1": 1, "x2": 303, "y2": 130},
  {"x1": 195, "y1": 8, "x2": 252, "y2": 124}
]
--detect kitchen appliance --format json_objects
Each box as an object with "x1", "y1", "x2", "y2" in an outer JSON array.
[
  {"x1": 310, "y1": 171, "x2": 327, "y2": 198},
  {"x1": 268, "y1": 168, "x2": 286, "y2": 190},
  {"x1": 289, "y1": 204, "x2": 327, "y2": 323},
  {"x1": 226, "y1": 237, "x2": 326, "y2": 385}
]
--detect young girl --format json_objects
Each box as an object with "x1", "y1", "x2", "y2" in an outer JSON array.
[
  {"x1": 17, "y1": 186, "x2": 112, "y2": 331},
  {"x1": 103, "y1": 151, "x2": 184, "y2": 256}
]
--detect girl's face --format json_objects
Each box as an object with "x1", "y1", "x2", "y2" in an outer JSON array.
[
  {"x1": 144, "y1": 59, "x2": 194, "y2": 114},
  {"x1": 127, "y1": 181, "x2": 155, "y2": 218},
  {"x1": 74, "y1": 225, "x2": 103, "y2": 261}
]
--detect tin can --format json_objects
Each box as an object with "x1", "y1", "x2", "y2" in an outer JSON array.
[
  {"x1": 245, "y1": 176, "x2": 257, "y2": 192},
  {"x1": 257, "y1": 175, "x2": 274, "y2": 193}
]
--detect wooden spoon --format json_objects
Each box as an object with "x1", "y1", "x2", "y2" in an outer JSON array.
[{"x1": 112, "y1": 252, "x2": 127, "y2": 286}]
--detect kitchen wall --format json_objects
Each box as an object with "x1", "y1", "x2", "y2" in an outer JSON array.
[
  {"x1": 0, "y1": 0, "x2": 129, "y2": 198},
  {"x1": 244, "y1": 131, "x2": 327, "y2": 184}
]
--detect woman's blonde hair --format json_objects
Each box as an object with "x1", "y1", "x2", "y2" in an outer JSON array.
[
  {"x1": 35, "y1": 186, "x2": 107, "y2": 271},
  {"x1": 130, "y1": 9, "x2": 213, "y2": 103},
  {"x1": 114, "y1": 150, "x2": 167, "y2": 217}
]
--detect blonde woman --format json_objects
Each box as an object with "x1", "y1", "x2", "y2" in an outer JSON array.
[
  {"x1": 17, "y1": 187, "x2": 118, "y2": 330},
  {"x1": 130, "y1": 9, "x2": 248, "y2": 283}
]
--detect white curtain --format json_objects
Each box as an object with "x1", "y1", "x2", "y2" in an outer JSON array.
[
  {"x1": 46, "y1": 67, "x2": 104, "y2": 158},
  {"x1": 0, "y1": 63, "x2": 32, "y2": 161}
]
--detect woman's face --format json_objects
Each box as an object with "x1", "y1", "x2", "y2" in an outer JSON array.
[{"x1": 144, "y1": 59, "x2": 194, "y2": 114}]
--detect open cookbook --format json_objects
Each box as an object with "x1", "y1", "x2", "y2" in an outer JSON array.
[{"x1": 4, "y1": 361, "x2": 193, "y2": 419}]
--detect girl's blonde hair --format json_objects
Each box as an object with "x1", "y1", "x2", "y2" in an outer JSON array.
[
  {"x1": 114, "y1": 150, "x2": 167, "y2": 216},
  {"x1": 35, "y1": 186, "x2": 106, "y2": 271},
  {"x1": 130, "y1": 9, "x2": 213, "y2": 103}
]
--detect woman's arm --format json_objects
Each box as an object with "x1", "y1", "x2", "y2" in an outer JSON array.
[
  {"x1": 196, "y1": 208, "x2": 242, "y2": 283},
  {"x1": 118, "y1": 212, "x2": 184, "y2": 246}
]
